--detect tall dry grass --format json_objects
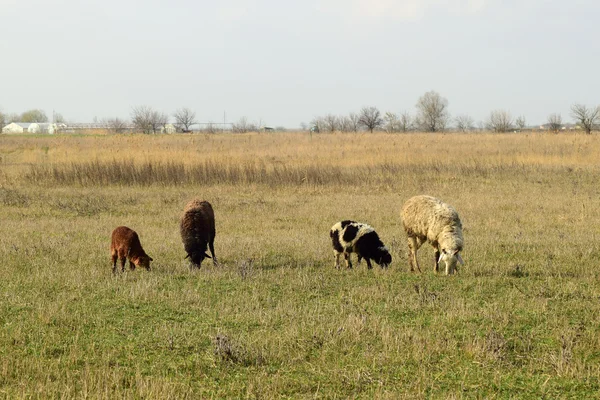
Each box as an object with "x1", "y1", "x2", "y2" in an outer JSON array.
[{"x1": 2, "y1": 131, "x2": 599, "y2": 187}]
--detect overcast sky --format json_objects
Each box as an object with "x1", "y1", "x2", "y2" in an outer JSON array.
[{"x1": 1, "y1": 0, "x2": 598, "y2": 128}]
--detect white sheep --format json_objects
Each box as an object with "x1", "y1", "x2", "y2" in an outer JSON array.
[
  {"x1": 400, "y1": 195, "x2": 464, "y2": 275},
  {"x1": 330, "y1": 220, "x2": 392, "y2": 269}
]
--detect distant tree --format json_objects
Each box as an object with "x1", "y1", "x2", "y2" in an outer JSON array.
[
  {"x1": 515, "y1": 115, "x2": 526, "y2": 131},
  {"x1": 547, "y1": 113, "x2": 562, "y2": 133},
  {"x1": 415, "y1": 91, "x2": 449, "y2": 132},
  {"x1": 338, "y1": 116, "x2": 351, "y2": 132},
  {"x1": 398, "y1": 112, "x2": 412, "y2": 132},
  {"x1": 347, "y1": 112, "x2": 361, "y2": 132},
  {"x1": 310, "y1": 116, "x2": 325, "y2": 133},
  {"x1": 103, "y1": 117, "x2": 129, "y2": 133},
  {"x1": 300, "y1": 122, "x2": 308, "y2": 131},
  {"x1": 20, "y1": 109, "x2": 48, "y2": 123},
  {"x1": 0, "y1": 111, "x2": 5, "y2": 130},
  {"x1": 173, "y1": 107, "x2": 197, "y2": 132},
  {"x1": 232, "y1": 116, "x2": 252, "y2": 133},
  {"x1": 53, "y1": 112, "x2": 66, "y2": 124},
  {"x1": 487, "y1": 110, "x2": 513, "y2": 133},
  {"x1": 384, "y1": 112, "x2": 399, "y2": 133},
  {"x1": 358, "y1": 106, "x2": 383, "y2": 133},
  {"x1": 454, "y1": 114, "x2": 474, "y2": 132},
  {"x1": 204, "y1": 122, "x2": 219, "y2": 134},
  {"x1": 323, "y1": 114, "x2": 339, "y2": 132},
  {"x1": 571, "y1": 104, "x2": 600, "y2": 135},
  {"x1": 131, "y1": 105, "x2": 168, "y2": 134}
]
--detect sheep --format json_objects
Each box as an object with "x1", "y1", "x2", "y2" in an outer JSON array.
[
  {"x1": 330, "y1": 220, "x2": 392, "y2": 269},
  {"x1": 180, "y1": 199, "x2": 217, "y2": 268},
  {"x1": 110, "y1": 226, "x2": 153, "y2": 274},
  {"x1": 400, "y1": 195, "x2": 464, "y2": 275}
]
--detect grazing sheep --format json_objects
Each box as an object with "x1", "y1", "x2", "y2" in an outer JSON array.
[
  {"x1": 180, "y1": 199, "x2": 217, "y2": 268},
  {"x1": 330, "y1": 220, "x2": 392, "y2": 269},
  {"x1": 110, "y1": 226, "x2": 153, "y2": 274},
  {"x1": 401, "y1": 195, "x2": 464, "y2": 275}
]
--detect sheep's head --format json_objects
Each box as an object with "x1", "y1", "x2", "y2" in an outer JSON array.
[
  {"x1": 135, "y1": 255, "x2": 153, "y2": 271},
  {"x1": 187, "y1": 251, "x2": 211, "y2": 268},
  {"x1": 376, "y1": 247, "x2": 392, "y2": 268},
  {"x1": 438, "y1": 249, "x2": 463, "y2": 275}
]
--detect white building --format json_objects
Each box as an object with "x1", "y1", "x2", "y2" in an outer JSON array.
[
  {"x1": 2, "y1": 122, "x2": 30, "y2": 133},
  {"x1": 1, "y1": 122, "x2": 55, "y2": 134},
  {"x1": 161, "y1": 123, "x2": 177, "y2": 134}
]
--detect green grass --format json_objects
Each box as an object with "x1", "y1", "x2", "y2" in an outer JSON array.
[{"x1": 1, "y1": 133, "x2": 600, "y2": 398}]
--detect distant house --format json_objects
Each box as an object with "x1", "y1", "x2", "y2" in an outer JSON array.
[
  {"x1": 161, "y1": 123, "x2": 177, "y2": 134},
  {"x1": 2, "y1": 122, "x2": 55, "y2": 134},
  {"x1": 2, "y1": 122, "x2": 31, "y2": 133}
]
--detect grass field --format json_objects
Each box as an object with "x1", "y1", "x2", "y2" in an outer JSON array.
[{"x1": 1, "y1": 131, "x2": 600, "y2": 398}]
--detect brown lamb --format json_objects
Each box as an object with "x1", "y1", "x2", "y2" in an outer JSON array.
[
  {"x1": 180, "y1": 199, "x2": 217, "y2": 268},
  {"x1": 110, "y1": 226, "x2": 153, "y2": 274}
]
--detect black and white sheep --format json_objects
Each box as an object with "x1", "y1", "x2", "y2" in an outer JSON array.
[
  {"x1": 330, "y1": 220, "x2": 392, "y2": 269},
  {"x1": 401, "y1": 195, "x2": 464, "y2": 275},
  {"x1": 180, "y1": 199, "x2": 217, "y2": 268}
]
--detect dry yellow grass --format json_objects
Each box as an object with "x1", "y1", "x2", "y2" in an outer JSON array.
[{"x1": 2, "y1": 131, "x2": 599, "y2": 171}]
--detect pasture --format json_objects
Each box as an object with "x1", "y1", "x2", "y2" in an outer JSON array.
[{"x1": 1, "y1": 132, "x2": 600, "y2": 398}]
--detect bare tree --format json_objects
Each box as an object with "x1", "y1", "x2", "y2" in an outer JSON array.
[
  {"x1": 323, "y1": 114, "x2": 339, "y2": 133},
  {"x1": 398, "y1": 112, "x2": 412, "y2": 132},
  {"x1": 232, "y1": 116, "x2": 251, "y2": 133},
  {"x1": 383, "y1": 112, "x2": 399, "y2": 133},
  {"x1": 0, "y1": 111, "x2": 5, "y2": 130},
  {"x1": 547, "y1": 113, "x2": 562, "y2": 133},
  {"x1": 173, "y1": 107, "x2": 197, "y2": 132},
  {"x1": 454, "y1": 114, "x2": 474, "y2": 132},
  {"x1": 103, "y1": 117, "x2": 129, "y2": 133},
  {"x1": 131, "y1": 106, "x2": 168, "y2": 134},
  {"x1": 415, "y1": 91, "x2": 449, "y2": 132},
  {"x1": 310, "y1": 116, "x2": 325, "y2": 133},
  {"x1": 53, "y1": 112, "x2": 66, "y2": 124},
  {"x1": 359, "y1": 106, "x2": 383, "y2": 133},
  {"x1": 347, "y1": 112, "x2": 361, "y2": 132},
  {"x1": 204, "y1": 122, "x2": 219, "y2": 134},
  {"x1": 515, "y1": 115, "x2": 526, "y2": 131},
  {"x1": 338, "y1": 116, "x2": 351, "y2": 132},
  {"x1": 20, "y1": 109, "x2": 49, "y2": 123},
  {"x1": 487, "y1": 110, "x2": 513, "y2": 133},
  {"x1": 571, "y1": 104, "x2": 599, "y2": 135}
]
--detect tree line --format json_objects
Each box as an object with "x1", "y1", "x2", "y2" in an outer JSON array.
[
  {"x1": 307, "y1": 91, "x2": 600, "y2": 135},
  {"x1": 2, "y1": 91, "x2": 599, "y2": 134}
]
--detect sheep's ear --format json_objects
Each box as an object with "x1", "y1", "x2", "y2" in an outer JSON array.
[
  {"x1": 149, "y1": 257, "x2": 154, "y2": 261},
  {"x1": 184, "y1": 254, "x2": 190, "y2": 259},
  {"x1": 457, "y1": 253, "x2": 464, "y2": 265},
  {"x1": 204, "y1": 252, "x2": 212, "y2": 259}
]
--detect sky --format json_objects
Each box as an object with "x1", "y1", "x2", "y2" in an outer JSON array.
[{"x1": 1, "y1": 0, "x2": 599, "y2": 128}]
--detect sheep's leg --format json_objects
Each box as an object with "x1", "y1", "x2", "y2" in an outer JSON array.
[
  {"x1": 120, "y1": 257, "x2": 126, "y2": 272},
  {"x1": 209, "y1": 237, "x2": 218, "y2": 266},
  {"x1": 407, "y1": 237, "x2": 422, "y2": 273},
  {"x1": 445, "y1": 263, "x2": 453, "y2": 275},
  {"x1": 357, "y1": 255, "x2": 363, "y2": 265},
  {"x1": 365, "y1": 258, "x2": 373, "y2": 269},
  {"x1": 111, "y1": 253, "x2": 118, "y2": 274},
  {"x1": 344, "y1": 253, "x2": 352, "y2": 269},
  {"x1": 434, "y1": 248, "x2": 441, "y2": 273},
  {"x1": 129, "y1": 260, "x2": 136, "y2": 271},
  {"x1": 334, "y1": 251, "x2": 341, "y2": 268}
]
